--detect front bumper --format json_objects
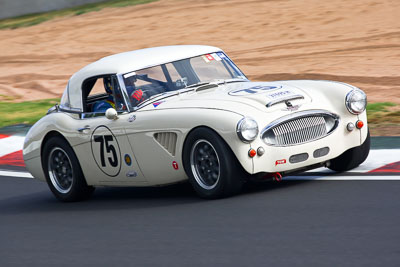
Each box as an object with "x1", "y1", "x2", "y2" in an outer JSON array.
[{"x1": 249, "y1": 111, "x2": 368, "y2": 174}]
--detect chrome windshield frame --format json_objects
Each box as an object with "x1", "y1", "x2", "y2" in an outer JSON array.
[{"x1": 117, "y1": 73, "x2": 133, "y2": 113}]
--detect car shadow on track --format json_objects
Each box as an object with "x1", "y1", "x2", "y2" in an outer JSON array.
[{"x1": 0, "y1": 180, "x2": 309, "y2": 215}]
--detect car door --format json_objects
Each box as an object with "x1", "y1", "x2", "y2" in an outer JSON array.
[{"x1": 72, "y1": 75, "x2": 146, "y2": 186}]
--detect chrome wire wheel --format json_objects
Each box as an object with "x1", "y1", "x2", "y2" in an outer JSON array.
[
  {"x1": 190, "y1": 139, "x2": 220, "y2": 190},
  {"x1": 48, "y1": 147, "x2": 74, "y2": 194}
]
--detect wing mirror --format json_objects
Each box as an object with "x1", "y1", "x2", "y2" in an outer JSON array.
[{"x1": 105, "y1": 108, "x2": 118, "y2": 120}]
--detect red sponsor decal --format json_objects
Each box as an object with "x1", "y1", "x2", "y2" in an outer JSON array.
[
  {"x1": 172, "y1": 161, "x2": 179, "y2": 170},
  {"x1": 205, "y1": 54, "x2": 214, "y2": 61},
  {"x1": 0, "y1": 150, "x2": 25, "y2": 167},
  {"x1": 368, "y1": 161, "x2": 400, "y2": 173},
  {"x1": 275, "y1": 159, "x2": 286, "y2": 166}
]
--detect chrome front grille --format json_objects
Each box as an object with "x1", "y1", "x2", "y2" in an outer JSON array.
[
  {"x1": 262, "y1": 110, "x2": 339, "y2": 146},
  {"x1": 272, "y1": 116, "x2": 326, "y2": 146}
]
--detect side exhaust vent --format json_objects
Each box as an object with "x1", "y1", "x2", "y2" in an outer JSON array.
[{"x1": 154, "y1": 132, "x2": 178, "y2": 156}]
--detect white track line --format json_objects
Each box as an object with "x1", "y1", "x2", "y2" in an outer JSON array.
[
  {"x1": 0, "y1": 170, "x2": 33, "y2": 178},
  {"x1": 0, "y1": 136, "x2": 25, "y2": 157},
  {"x1": 0, "y1": 170, "x2": 398, "y2": 180}
]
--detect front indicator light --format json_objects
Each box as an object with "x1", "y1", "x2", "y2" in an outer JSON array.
[
  {"x1": 248, "y1": 149, "x2": 257, "y2": 158},
  {"x1": 356, "y1": 120, "x2": 364, "y2": 129}
]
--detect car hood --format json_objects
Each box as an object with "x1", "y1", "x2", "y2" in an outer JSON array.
[
  {"x1": 221, "y1": 81, "x2": 312, "y2": 111},
  {"x1": 138, "y1": 80, "x2": 351, "y2": 115}
]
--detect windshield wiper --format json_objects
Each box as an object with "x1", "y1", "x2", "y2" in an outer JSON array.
[
  {"x1": 218, "y1": 78, "x2": 248, "y2": 84},
  {"x1": 185, "y1": 82, "x2": 210, "y2": 89},
  {"x1": 186, "y1": 79, "x2": 247, "y2": 89}
]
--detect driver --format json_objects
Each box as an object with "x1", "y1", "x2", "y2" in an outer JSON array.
[
  {"x1": 92, "y1": 77, "x2": 116, "y2": 112},
  {"x1": 92, "y1": 76, "x2": 147, "y2": 112},
  {"x1": 125, "y1": 75, "x2": 146, "y2": 107}
]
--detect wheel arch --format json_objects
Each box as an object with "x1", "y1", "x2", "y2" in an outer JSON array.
[
  {"x1": 41, "y1": 131, "x2": 71, "y2": 160},
  {"x1": 181, "y1": 125, "x2": 247, "y2": 176},
  {"x1": 40, "y1": 131, "x2": 88, "y2": 183},
  {"x1": 40, "y1": 130, "x2": 95, "y2": 201},
  {"x1": 181, "y1": 125, "x2": 248, "y2": 198}
]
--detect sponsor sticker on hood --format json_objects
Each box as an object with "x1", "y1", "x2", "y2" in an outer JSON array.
[
  {"x1": 229, "y1": 85, "x2": 282, "y2": 96},
  {"x1": 266, "y1": 90, "x2": 295, "y2": 99}
]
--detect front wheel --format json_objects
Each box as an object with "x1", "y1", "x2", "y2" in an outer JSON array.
[
  {"x1": 42, "y1": 136, "x2": 95, "y2": 202},
  {"x1": 183, "y1": 128, "x2": 245, "y2": 199},
  {"x1": 328, "y1": 129, "x2": 370, "y2": 172}
]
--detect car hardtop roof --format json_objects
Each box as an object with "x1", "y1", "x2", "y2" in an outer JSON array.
[
  {"x1": 63, "y1": 45, "x2": 223, "y2": 112},
  {"x1": 70, "y1": 45, "x2": 222, "y2": 88}
]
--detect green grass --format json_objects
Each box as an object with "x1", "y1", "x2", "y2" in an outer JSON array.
[
  {"x1": 0, "y1": 0, "x2": 156, "y2": 29},
  {"x1": 0, "y1": 99, "x2": 59, "y2": 127},
  {"x1": 366, "y1": 102, "x2": 396, "y2": 113},
  {"x1": 367, "y1": 102, "x2": 400, "y2": 124},
  {"x1": 367, "y1": 102, "x2": 400, "y2": 135}
]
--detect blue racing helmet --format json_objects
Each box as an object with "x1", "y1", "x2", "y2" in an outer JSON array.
[{"x1": 103, "y1": 77, "x2": 113, "y2": 94}]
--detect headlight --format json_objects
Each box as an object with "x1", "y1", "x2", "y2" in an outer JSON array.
[
  {"x1": 237, "y1": 117, "x2": 259, "y2": 142},
  {"x1": 345, "y1": 89, "x2": 367, "y2": 114}
]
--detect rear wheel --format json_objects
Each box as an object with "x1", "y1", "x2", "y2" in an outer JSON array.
[
  {"x1": 328, "y1": 129, "x2": 370, "y2": 172},
  {"x1": 42, "y1": 136, "x2": 95, "y2": 202},
  {"x1": 183, "y1": 128, "x2": 245, "y2": 199}
]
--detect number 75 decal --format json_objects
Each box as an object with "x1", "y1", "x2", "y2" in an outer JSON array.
[
  {"x1": 93, "y1": 135, "x2": 118, "y2": 167},
  {"x1": 91, "y1": 126, "x2": 121, "y2": 177}
]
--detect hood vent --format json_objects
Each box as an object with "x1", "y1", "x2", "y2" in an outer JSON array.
[
  {"x1": 266, "y1": 94, "x2": 304, "y2": 108},
  {"x1": 154, "y1": 132, "x2": 178, "y2": 156}
]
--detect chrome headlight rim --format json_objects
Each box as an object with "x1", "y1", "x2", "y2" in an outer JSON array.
[
  {"x1": 236, "y1": 117, "x2": 259, "y2": 143},
  {"x1": 345, "y1": 89, "x2": 367, "y2": 115}
]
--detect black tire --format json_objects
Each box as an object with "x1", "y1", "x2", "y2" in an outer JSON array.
[
  {"x1": 328, "y1": 129, "x2": 370, "y2": 172},
  {"x1": 42, "y1": 136, "x2": 95, "y2": 202},
  {"x1": 183, "y1": 127, "x2": 245, "y2": 199}
]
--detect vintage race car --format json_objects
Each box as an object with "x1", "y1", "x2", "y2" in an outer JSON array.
[{"x1": 23, "y1": 45, "x2": 370, "y2": 201}]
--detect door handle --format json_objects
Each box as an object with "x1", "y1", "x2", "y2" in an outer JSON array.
[{"x1": 77, "y1": 126, "x2": 91, "y2": 132}]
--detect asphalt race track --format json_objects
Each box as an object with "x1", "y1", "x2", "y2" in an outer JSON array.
[{"x1": 0, "y1": 135, "x2": 400, "y2": 266}]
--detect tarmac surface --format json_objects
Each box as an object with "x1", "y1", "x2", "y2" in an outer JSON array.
[
  {"x1": 0, "y1": 177, "x2": 399, "y2": 266},
  {"x1": 0, "y1": 129, "x2": 399, "y2": 266}
]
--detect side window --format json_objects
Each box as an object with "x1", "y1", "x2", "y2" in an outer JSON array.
[
  {"x1": 83, "y1": 75, "x2": 127, "y2": 114},
  {"x1": 88, "y1": 78, "x2": 107, "y2": 98}
]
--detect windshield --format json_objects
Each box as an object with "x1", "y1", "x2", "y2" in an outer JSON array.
[{"x1": 122, "y1": 52, "x2": 247, "y2": 107}]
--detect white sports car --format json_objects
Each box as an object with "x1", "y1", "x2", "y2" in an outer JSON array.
[{"x1": 23, "y1": 45, "x2": 370, "y2": 201}]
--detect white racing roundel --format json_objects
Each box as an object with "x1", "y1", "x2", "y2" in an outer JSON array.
[{"x1": 91, "y1": 126, "x2": 122, "y2": 177}]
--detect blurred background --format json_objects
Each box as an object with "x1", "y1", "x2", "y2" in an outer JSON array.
[
  {"x1": 0, "y1": 0, "x2": 108, "y2": 19},
  {"x1": 0, "y1": 0, "x2": 399, "y2": 135}
]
